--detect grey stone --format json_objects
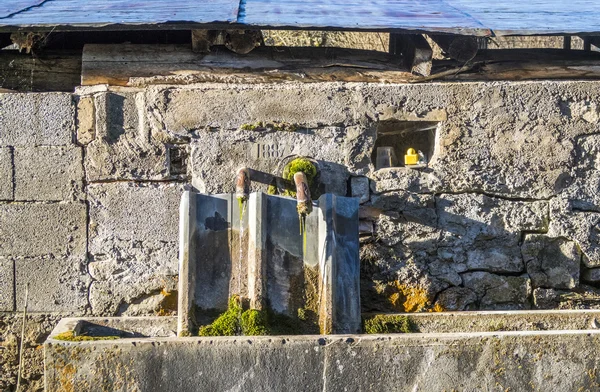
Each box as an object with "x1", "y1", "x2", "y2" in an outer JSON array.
[
  {"x1": 88, "y1": 182, "x2": 183, "y2": 315},
  {"x1": 0, "y1": 93, "x2": 74, "y2": 146},
  {"x1": 151, "y1": 85, "x2": 354, "y2": 131},
  {"x1": 522, "y1": 234, "x2": 581, "y2": 289},
  {"x1": 582, "y1": 268, "x2": 600, "y2": 283},
  {"x1": 434, "y1": 286, "x2": 477, "y2": 311},
  {"x1": 0, "y1": 202, "x2": 86, "y2": 258},
  {"x1": 15, "y1": 257, "x2": 89, "y2": 312},
  {"x1": 0, "y1": 258, "x2": 14, "y2": 311},
  {"x1": 548, "y1": 198, "x2": 600, "y2": 267},
  {"x1": 462, "y1": 272, "x2": 531, "y2": 309},
  {"x1": 14, "y1": 146, "x2": 83, "y2": 201},
  {"x1": 46, "y1": 316, "x2": 600, "y2": 392},
  {"x1": 350, "y1": 176, "x2": 370, "y2": 203},
  {"x1": 189, "y1": 127, "x2": 349, "y2": 196},
  {"x1": 0, "y1": 147, "x2": 12, "y2": 200},
  {"x1": 85, "y1": 92, "x2": 170, "y2": 181}
]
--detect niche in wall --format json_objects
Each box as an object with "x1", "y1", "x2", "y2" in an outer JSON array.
[{"x1": 371, "y1": 120, "x2": 439, "y2": 169}]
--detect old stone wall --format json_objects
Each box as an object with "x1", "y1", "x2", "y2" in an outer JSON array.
[{"x1": 1, "y1": 80, "x2": 600, "y2": 389}]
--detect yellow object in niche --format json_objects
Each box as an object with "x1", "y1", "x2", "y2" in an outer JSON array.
[{"x1": 404, "y1": 148, "x2": 418, "y2": 165}]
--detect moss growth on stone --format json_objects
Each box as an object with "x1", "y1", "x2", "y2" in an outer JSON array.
[
  {"x1": 363, "y1": 314, "x2": 413, "y2": 334},
  {"x1": 54, "y1": 331, "x2": 120, "y2": 341},
  {"x1": 240, "y1": 121, "x2": 298, "y2": 132},
  {"x1": 197, "y1": 295, "x2": 306, "y2": 336},
  {"x1": 198, "y1": 295, "x2": 242, "y2": 336},
  {"x1": 282, "y1": 158, "x2": 318, "y2": 198},
  {"x1": 241, "y1": 309, "x2": 270, "y2": 335}
]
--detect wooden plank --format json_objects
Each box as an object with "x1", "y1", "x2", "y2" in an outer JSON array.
[
  {"x1": 429, "y1": 34, "x2": 479, "y2": 63},
  {"x1": 0, "y1": 50, "x2": 81, "y2": 91}
]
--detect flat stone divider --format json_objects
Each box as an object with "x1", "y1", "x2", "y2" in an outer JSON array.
[
  {"x1": 178, "y1": 191, "x2": 360, "y2": 336},
  {"x1": 46, "y1": 314, "x2": 600, "y2": 392}
]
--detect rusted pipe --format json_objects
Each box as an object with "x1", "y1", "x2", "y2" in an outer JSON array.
[
  {"x1": 235, "y1": 167, "x2": 251, "y2": 201},
  {"x1": 294, "y1": 171, "x2": 312, "y2": 216}
]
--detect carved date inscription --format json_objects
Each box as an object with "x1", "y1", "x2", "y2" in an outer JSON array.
[{"x1": 251, "y1": 143, "x2": 291, "y2": 159}]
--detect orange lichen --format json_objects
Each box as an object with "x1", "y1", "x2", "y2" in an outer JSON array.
[{"x1": 389, "y1": 282, "x2": 431, "y2": 313}]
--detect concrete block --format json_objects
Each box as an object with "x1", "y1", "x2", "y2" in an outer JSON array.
[
  {"x1": 88, "y1": 182, "x2": 183, "y2": 315},
  {"x1": 0, "y1": 147, "x2": 13, "y2": 200},
  {"x1": 14, "y1": 146, "x2": 83, "y2": 201},
  {"x1": 0, "y1": 93, "x2": 73, "y2": 146},
  {"x1": 0, "y1": 203, "x2": 86, "y2": 258},
  {"x1": 85, "y1": 92, "x2": 169, "y2": 181},
  {"x1": 0, "y1": 258, "x2": 14, "y2": 311},
  {"x1": 15, "y1": 257, "x2": 89, "y2": 312}
]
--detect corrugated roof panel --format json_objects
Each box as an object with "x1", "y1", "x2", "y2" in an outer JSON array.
[
  {"x1": 446, "y1": 0, "x2": 600, "y2": 35},
  {"x1": 0, "y1": 0, "x2": 598, "y2": 36},
  {"x1": 240, "y1": 0, "x2": 489, "y2": 35},
  {"x1": 0, "y1": 0, "x2": 239, "y2": 27}
]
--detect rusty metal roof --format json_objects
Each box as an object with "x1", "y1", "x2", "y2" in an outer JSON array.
[{"x1": 0, "y1": 0, "x2": 599, "y2": 36}]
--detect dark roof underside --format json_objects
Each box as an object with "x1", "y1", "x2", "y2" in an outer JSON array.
[{"x1": 1, "y1": 0, "x2": 599, "y2": 36}]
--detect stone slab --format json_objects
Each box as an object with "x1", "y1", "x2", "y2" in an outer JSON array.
[
  {"x1": 0, "y1": 258, "x2": 14, "y2": 311},
  {"x1": 522, "y1": 234, "x2": 581, "y2": 289},
  {"x1": 0, "y1": 147, "x2": 12, "y2": 200},
  {"x1": 85, "y1": 92, "x2": 170, "y2": 181},
  {"x1": 14, "y1": 257, "x2": 89, "y2": 312},
  {"x1": 0, "y1": 202, "x2": 86, "y2": 258},
  {"x1": 14, "y1": 146, "x2": 83, "y2": 201},
  {"x1": 0, "y1": 93, "x2": 74, "y2": 146},
  {"x1": 46, "y1": 316, "x2": 600, "y2": 392},
  {"x1": 88, "y1": 182, "x2": 183, "y2": 315}
]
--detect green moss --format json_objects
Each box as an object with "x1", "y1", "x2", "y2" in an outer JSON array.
[
  {"x1": 282, "y1": 158, "x2": 318, "y2": 198},
  {"x1": 241, "y1": 309, "x2": 270, "y2": 335},
  {"x1": 240, "y1": 121, "x2": 298, "y2": 132},
  {"x1": 197, "y1": 295, "x2": 308, "y2": 336},
  {"x1": 363, "y1": 314, "x2": 413, "y2": 334},
  {"x1": 198, "y1": 296, "x2": 242, "y2": 336},
  {"x1": 54, "y1": 331, "x2": 120, "y2": 341}
]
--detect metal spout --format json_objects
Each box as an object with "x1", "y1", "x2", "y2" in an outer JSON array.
[
  {"x1": 294, "y1": 172, "x2": 312, "y2": 216},
  {"x1": 235, "y1": 167, "x2": 250, "y2": 201}
]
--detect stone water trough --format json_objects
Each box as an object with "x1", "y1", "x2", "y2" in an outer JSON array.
[{"x1": 44, "y1": 189, "x2": 600, "y2": 391}]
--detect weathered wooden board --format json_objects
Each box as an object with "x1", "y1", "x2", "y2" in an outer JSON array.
[
  {"x1": 1, "y1": 0, "x2": 599, "y2": 36},
  {"x1": 80, "y1": 44, "x2": 600, "y2": 88}
]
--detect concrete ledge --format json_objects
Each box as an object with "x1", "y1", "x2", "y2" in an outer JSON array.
[{"x1": 45, "y1": 312, "x2": 600, "y2": 391}]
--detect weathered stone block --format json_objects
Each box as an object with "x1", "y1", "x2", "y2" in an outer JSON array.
[
  {"x1": 0, "y1": 258, "x2": 14, "y2": 311},
  {"x1": 461, "y1": 272, "x2": 531, "y2": 309},
  {"x1": 0, "y1": 93, "x2": 73, "y2": 146},
  {"x1": 190, "y1": 127, "x2": 349, "y2": 195},
  {"x1": 434, "y1": 286, "x2": 477, "y2": 311},
  {"x1": 15, "y1": 257, "x2": 89, "y2": 312},
  {"x1": 548, "y1": 198, "x2": 600, "y2": 267},
  {"x1": 0, "y1": 147, "x2": 13, "y2": 200},
  {"x1": 14, "y1": 146, "x2": 83, "y2": 201},
  {"x1": 522, "y1": 234, "x2": 581, "y2": 289},
  {"x1": 350, "y1": 176, "x2": 370, "y2": 204},
  {"x1": 0, "y1": 203, "x2": 86, "y2": 258},
  {"x1": 88, "y1": 182, "x2": 183, "y2": 315},
  {"x1": 582, "y1": 268, "x2": 600, "y2": 283},
  {"x1": 153, "y1": 86, "x2": 353, "y2": 131},
  {"x1": 85, "y1": 92, "x2": 169, "y2": 181},
  {"x1": 76, "y1": 95, "x2": 96, "y2": 145}
]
